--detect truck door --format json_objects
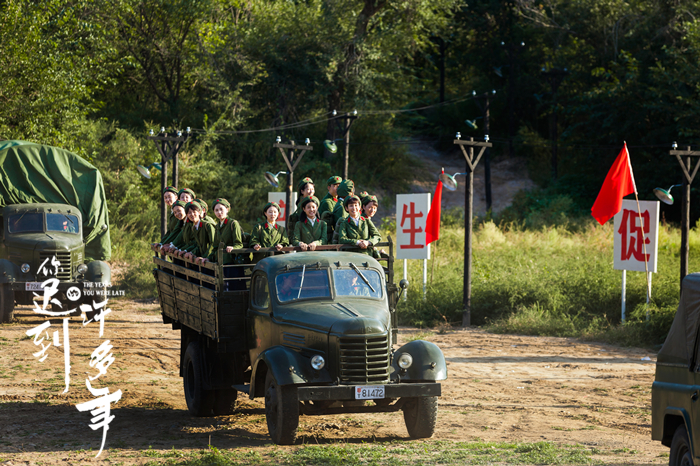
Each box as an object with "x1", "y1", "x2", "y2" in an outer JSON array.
[{"x1": 247, "y1": 272, "x2": 274, "y2": 364}]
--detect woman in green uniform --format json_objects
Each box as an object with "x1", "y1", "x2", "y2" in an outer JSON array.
[
  {"x1": 161, "y1": 200, "x2": 187, "y2": 245},
  {"x1": 337, "y1": 195, "x2": 381, "y2": 255},
  {"x1": 287, "y1": 177, "x2": 315, "y2": 234},
  {"x1": 179, "y1": 202, "x2": 215, "y2": 263},
  {"x1": 292, "y1": 196, "x2": 327, "y2": 251},
  {"x1": 178, "y1": 188, "x2": 195, "y2": 203},
  {"x1": 163, "y1": 186, "x2": 179, "y2": 239},
  {"x1": 250, "y1": 202, "x2": 289, "y2": 261},
  {"x1": 205, "y1": 198, "x2": 244, "y2": 290}
]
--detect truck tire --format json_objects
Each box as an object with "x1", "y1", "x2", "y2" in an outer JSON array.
[
  {"x1": 403, "y1": 396, "x2": 438, "y2": 439},
  {"x1": 183, "y1": 341, "x2": 215, "y2": 417},
  {"x1": 0, "y1": 284, "x2": 15, "y2": 323},
  {"x1": 264, "y1": 370, "x2": 299, "y2": 445},
  {"x1": 670, "y1": 425, "x2": 693, "y2": 466},
  {"x1": 213, "y1": 389, "x2": 238, "y2": 416}
]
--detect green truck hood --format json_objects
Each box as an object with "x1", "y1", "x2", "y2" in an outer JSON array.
[
  {"x1": 6, "y1": 232, "x2": 83, "y2": 252},
  {"x1": 274, "y1": 301, "x2": 390, "y2": 334}
]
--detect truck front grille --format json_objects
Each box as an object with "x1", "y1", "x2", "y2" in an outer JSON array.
[
  {"x1": 338, "y1": 334, "x2": 390, "y2": 384},
  {"x1": 39, "y1": 252, "x2": 72, "y2": 281}
]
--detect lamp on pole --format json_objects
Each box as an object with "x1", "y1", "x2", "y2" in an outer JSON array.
[
  {"x1": 269, "y1": 138, "x2": 313, "y2": 224},
  {"x1": 146, "y1": 127, "x2": 191, "y2": 237},
  {"x1": 446, "y1": 134, "x2": 492, "y2": 327}
]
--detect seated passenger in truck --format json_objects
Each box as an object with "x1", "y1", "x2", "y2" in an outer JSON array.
[
  {"x1": 336, "y1": 195, "x2": 381, "y2": 255},
  {"x1": 180, "y1": 202, "x2": 215, "y2": 263},
  {"x1": 250, "y1": 202, "x2": 289, "y2": 261}
]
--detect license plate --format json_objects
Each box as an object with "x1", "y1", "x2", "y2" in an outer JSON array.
[
  {"x1": 25, "y1": 282, "x2": 44, "y2": 291},
  {"x1": 355, "y1": 385, "x2": 385, "y2": 400}
]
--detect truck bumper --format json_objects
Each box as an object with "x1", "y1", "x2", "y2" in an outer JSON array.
[{"x1": 297, "y1": 382, "x2": 441, "y2": 401}]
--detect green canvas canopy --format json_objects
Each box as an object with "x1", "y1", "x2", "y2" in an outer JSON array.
[{"x1": 0, "y1": 140, "x2": 111, "y2": 261}]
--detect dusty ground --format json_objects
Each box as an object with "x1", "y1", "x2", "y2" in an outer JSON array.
[{"x1": 0, "y1": 299, "x2": 664, "y2": 465}]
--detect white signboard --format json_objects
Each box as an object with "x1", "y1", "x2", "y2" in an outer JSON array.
[
  {"x1": 613, "y1": 200, "x2": 659, "y2": 273},
  {"x1": 267, "y1": 192, "x2": 297, "y2": 228},
  {"x1": 396, "y1": 193, "x2": 430, "y2": 260}
]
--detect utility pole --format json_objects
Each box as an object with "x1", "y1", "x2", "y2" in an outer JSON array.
[
  {"x1": 541, "y1": 68, "x2": 568, "y2": 181},
  {"x1": 473, "y1": 91, "x2": 495, "y2": 212},
  {"x1": 273, "y1": 138, "x2": 313, "y2": 224},
  {"x1": 669, "y1": 144, "x2": 700, "y2": 288},
  {"x1": 328, "y1": 110, "x2": 358, "y2": 179},
  {"x1": 147, "y1": 127, "x2": 190, "y2": 237},
  {"x1": 453, "y1": 135, "x2": 492, "y2": 327}
]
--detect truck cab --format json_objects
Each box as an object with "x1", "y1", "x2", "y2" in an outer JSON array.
[
  {"x1": 154, "y1": 243, "x2": 446, "y2": 445},
  {"x1": 0, "y1": 203, "x2": 111, "y2": 322}
]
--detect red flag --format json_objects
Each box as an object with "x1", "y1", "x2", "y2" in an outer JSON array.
[
  {"x1": 591, "y1": 143, "x2": 637, "y2": 225},
  {"x1": 425, "y1": 172, "x2": 443, "y2": 245}
]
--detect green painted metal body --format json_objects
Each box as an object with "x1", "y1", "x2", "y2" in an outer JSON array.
[{"x1": 0, "y1": 203, "x2": 110, "y2": 304}]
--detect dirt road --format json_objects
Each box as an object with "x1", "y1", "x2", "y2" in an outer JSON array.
[{"x1": 0, "y1": 299, "x2": 664, "y2": 465}]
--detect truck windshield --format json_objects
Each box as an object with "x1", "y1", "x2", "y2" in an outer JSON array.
[
  {"x1": 275, "y1": 270, "x2": 331, "y2": 303},
  {"x1": 47, "y1": 213, "x2": 79, "y2": 234},
  {"x1": 333, "y1": 269, "x2": 383, "y2": 299},
  {"x1": 8, "y1": 212, "x2": 43, "y2": 233}
]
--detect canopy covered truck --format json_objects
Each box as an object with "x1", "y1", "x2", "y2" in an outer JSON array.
[
  {"x1": 151, "y1": 241, "x2": 447, "y2": 444},
  {"x1": 0, "y1": 141, "x2": 112, "y2": 323}
]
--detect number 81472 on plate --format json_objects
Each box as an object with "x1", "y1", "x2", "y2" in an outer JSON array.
[{"x1": 355, "y1": 385, "x2": 385, "y2": 400}]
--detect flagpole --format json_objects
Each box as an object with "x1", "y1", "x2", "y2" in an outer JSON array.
[{"x1": 626, "y1": 142, "x2": 652, "y2": 307}]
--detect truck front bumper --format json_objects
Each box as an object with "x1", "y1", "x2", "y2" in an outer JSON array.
[{"x1": 297, "y1": 382, "x2": 441, "y2": 401}]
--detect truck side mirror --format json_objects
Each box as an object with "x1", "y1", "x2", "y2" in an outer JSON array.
[{"x1": 399, "y1": 279, "x2": 409, "y2": 290}]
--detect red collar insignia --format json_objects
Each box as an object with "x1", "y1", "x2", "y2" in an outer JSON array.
[
  {"x1": 223, "y1": 218, "x2": 228, "y2": 225},
  {"x1": 333, "y1": 197, "x2": 338, "y2": 201},
  {"x1": 197, "y1": 221, "x2": 202, "y2": 228}
]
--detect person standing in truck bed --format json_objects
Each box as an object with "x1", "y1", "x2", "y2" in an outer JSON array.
[
  {"x1": 163, "y1": 186, "x2": 179, "y2": 236},
  {"x1": 337, "y1": 195, "x2": 381, "y2": 255},
  {"x1": 205, "y1": 198, "x2": 244, "y2": 290},
  {"x1": 287, "y1": 177, "x2": 315, "y2": 235},
  {"x1": 318, "y1": 175, "x2": 341, "y2": 220},
  {"x1": 292, "y1": 196, "x2": 326, "y2": 251}
]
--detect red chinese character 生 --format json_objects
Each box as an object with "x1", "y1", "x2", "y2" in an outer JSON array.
[
  {"x1": 400, "y1": 202, "x2": 424, "y2": 249},
  {"x1": 618, "y1": 208, "x2": 650, "y2": 262}
]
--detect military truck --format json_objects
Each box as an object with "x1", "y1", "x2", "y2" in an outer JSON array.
[
  {"x1": 0, "y1": 141, "x2": 112, "y2": 323},
  {"x1": 152, "y1": 241, "x2": 446, "y2": 444},
  {"x1": 652, "y1": 273, "x2": 700, "y2": 466}
]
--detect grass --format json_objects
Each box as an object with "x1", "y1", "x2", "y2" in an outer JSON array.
[
  {"x1": 396, "y1": 217, "x2": 695, "y2": 348},
  {"x1": 135, "y1": 441, "x2": 596, "y2": 465}
]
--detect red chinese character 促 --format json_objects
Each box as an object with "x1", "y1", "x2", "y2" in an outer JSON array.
[{"x1": 618, "y1": 208, "x2": 650, "y2": 262}]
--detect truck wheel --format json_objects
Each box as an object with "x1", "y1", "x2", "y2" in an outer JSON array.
[
  {"x1": 0, "y1": 284, "x2": 15, "y2": 323},
  {"x1": 670, "y1": 425, "x2": 693, "y2": 466},
  {"x1": 264, "y1": 370, "x2": 299, "y2": 445},
  {"x1": 183, "y1": 341, "x2": 215, "y2": 417},
  {"x1": 213, "y1": 389, "x2": 238, "y2": 415},
  {"x1": 403, "y1": 396, "x2": 438, "y2": 439}
]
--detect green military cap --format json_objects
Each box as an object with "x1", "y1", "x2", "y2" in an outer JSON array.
[
  {"x1": 343, "y1": 195, "x2": 362, "y2": 210},
  {"x1": 300, "y1": 196, "x2": 320, "y2": 210},
  {"x1": 163, "y1": 186, "x2": 178, "y2": 195},
  {"x1": 297, "y1": 177, "x2": 314, "y2": 191},
  {"x1": 362, "y1": 194, "x2": 378, "y2": 206},
  {"x1": 263, "y1": 202, "x2": 281, "y2": 215},
  {"x1": 185, "y1": 201, "x2": 203, "y2": 213},
  {"x1": 327, "y1": 175, "x2": 342, "y2": 186},
  {"x1": 172, "y1": 200, "x2": 187, "y2": 209},
  {"x1": 358, "y1": 190, "x2": 369, "y2": 198},
  {"x1": 178, "y1": 187, "x2": 196, "y2": 199},
  {"x1": 195, "y1": 198, "x2": 208, "y2": 213},
  {"x1": 338, "y1": 179, "x2": 355, "y2": 198},
  {"x1": 212, "y1": 198, "x2": 230, "y2": 210}
]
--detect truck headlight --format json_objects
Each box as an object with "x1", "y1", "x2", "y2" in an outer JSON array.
[
  {"x1": 397, "y1": 353, "x2": 413, "y2": 369},
  {"x1": 21, "y1": 263, "x2": 30, "y2": 273},
  {"x1": 77, "y1": 264, "x2": 88, "y2": 274},
  {"x1": 310, "y1": 355, "x2": 325, "y2": 370}
]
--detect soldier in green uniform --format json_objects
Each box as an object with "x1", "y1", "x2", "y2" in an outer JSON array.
[
  {"x1": 318, "y1": 176, "x2": 341, "y2": 219},
  {"x1": 204, "y1": 198, "x2": 245, "y2": 290},
  {"x1": 324, "y1": 179, "x2": 354, "y2": 242},
  {"x1": 362, "y1": 194, "x2": 378, "y2": 220},
  {"x1": 292, "y1": 196, "x2": 327, "y2": 251},
  {"x1": 178, "y1": 188, "x2": 195, "y2": 203},
  {"x1": 250, "y1": 202, "x2": 289, "y2": 261},
  {"x1": 161, "y1": 200, "x2": 187, "y2": 245},
  {"x1": 178, "y1": 202, "x2": 215, "y2": 263},
  {"x1": 337, "y1": 195, "x2": 381, "y2": 256},
  {"x1": 163, "y1": 186, "x2": 179, "y2": 237},
  {"x1": 287, "y1": 177, "x2": 315, "y2": 234}
]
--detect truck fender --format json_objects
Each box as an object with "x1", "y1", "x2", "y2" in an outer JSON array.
[
  {"x1": 85, "y1": 260, "x2": 111, "y2": 285},
  {"x1": 249, "y1": 346, "x2": 333, "y2": 398},
  {"x1": 663, "y1": 407, "x2": 694, "y2": 455},
  {"x1": 392, "y1": 340, "x2": 447, "y2": 381},
  {"x1": 0, "y1": 259, "x2": 20, "y2": 284}
]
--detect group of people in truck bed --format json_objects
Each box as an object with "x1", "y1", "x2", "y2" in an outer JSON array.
[{"x1": 156, "y1": 176, "x2": 383, "y2": 270}]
